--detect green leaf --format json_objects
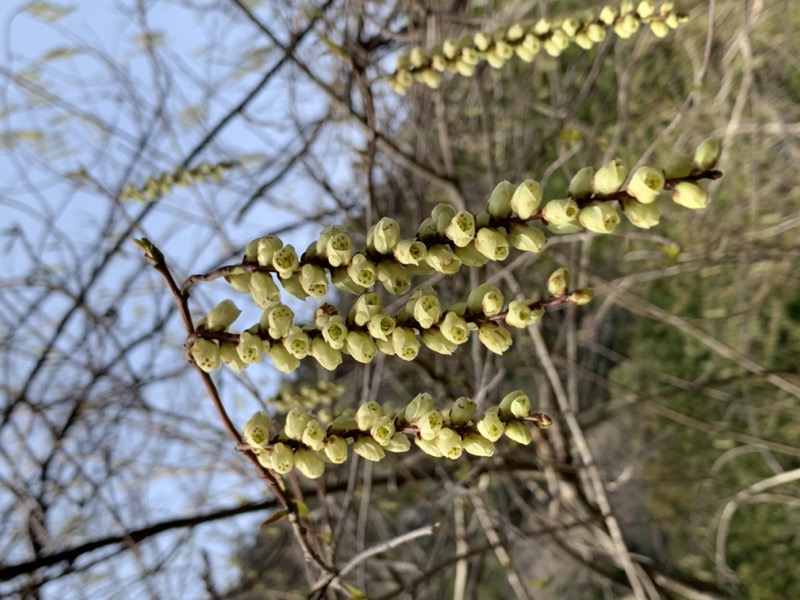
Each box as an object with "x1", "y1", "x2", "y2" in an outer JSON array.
[{"x1": 259, "y1": 509, "x2": 289, "y2": 527}]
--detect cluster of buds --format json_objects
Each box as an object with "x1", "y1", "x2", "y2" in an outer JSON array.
[
  {"x1": 389, "y1": 1, "x2": 688, "y2": 94},
  {"x1": 240, "y1": 390, "x2": 553, "y2": 479},
  {"x1": 121, "y1": 161, "x2": 236, "y2": 202},
  {"x1": 268, "y1": 380, "x2": 345, "y2": 418}
]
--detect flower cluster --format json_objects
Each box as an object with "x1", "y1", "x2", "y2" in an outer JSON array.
[
  {"x1": 241, "y1": 390, "x2": 553, "y2": 478},
  {"x1": 389, "y1": 1, "x2": 688, "y2": 94},
  {"x1": 121, "y1": 160, "x2": 236, "y2": 202}
]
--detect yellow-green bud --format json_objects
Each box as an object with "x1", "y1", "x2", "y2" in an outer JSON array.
[
  {"x1": 664, "y1": 155, "x2": 692, "y2": 179},
  {"x1": 622, "y1": 199, "x2": 661, "y2": 229},
  {"x1": 206, "y1": 300, "x2": 241, "y2": 331},
  {"x1": 515, "y1": 45, "x2": 537, "y2": 62},
  {"x1": 370, "y1": 416, "x2": 396, "y2": 447},
  {"x1": 504, "y1": 421, "x2": 533, "y2": 445},
  {"x1": 385, "y1": 433, "x2": 412, "y2": 453},
  {"x1": 477, "y1": 409, "x2": 505, "y2": 442},
  {"x1": 442, "y1": 37, "x2": 460, "y2": 59},
  {"x1": 392, "y1": 327, "x2": 420, "y2": 361},
  {"x1": 376, "y1": 260, "x2": 411, "y2": 295},
  {"x1": 435, "y1": 428, "x2": 463, "y2": 459},
  {"x1": 243, "y1": 411, "x2": 273, "y2": 449},
  {"x1": 329, "y1": 413, "x2": 358, "y2": 433},
  {"x1": 533, "y1": 18, "x2": 551, "y2": 36},
  {"x1": 586, "y1": 23, "x2": 607, "y2": 43},
  {"x1": 310, "y1": 337, "x2": 342, "y2": 370},
  {"x1": 294, "y1": 448, "x2": 325, "y2": 479},
  {"x1": 237, "y1": 331, "x2": 264, "y2": 364},
  {"x1": 298, "y1": 263, "x2": 328, "y2": 298},
  {"x1": 522, "y1": 33, "x2": 541, "y2": 53},
  {"x1": 473, "y1": 31, "x2": 492, "y2": 51},
  {"x1": 627, "y1": 166, "x2": 665, "y2": 204},
  {"x1": 510, "y1": 179, "x2": 543, "y2": 219},
  {"x1": 346, "y1": 330, "x2": 378, "y2": 363},
  {"x1": 375, "y1": 337, "x2": 394, "y2": 356},
  {"x1": 449, "y1": 396, "x2": 476, "y2": 426},
  {"x1": 574, "y1": 32, "x2": 593, "y2": 50},
  {"x1": 461, "y1": 45, "x2": 480, "y2": 65},
  {"x1": 430, "y1": 53, "x2": 447, "y2": 73},
  {"x1": 432, "y1": 203, "x2": 456, "y2": 234},
  {"x1": 325, "y1": 231, "x2": 353, "y2": 266},
  {"x1": 506, "y1": 300, "x2": 545, "y2": 328},
  {"x1": 418, "y1": 409, "x2": 444, "y2": 440},
  {"x1": 342, "y1": 253, "x2": 374, "y2": 289},
  {"x1": 692, "y1": 137, "x2": 722, "y2": 171},
  {"x1": 270, "y1": 442, "x2": 294, "y2": 474},
  {"x1": 467, "y1": 283, "x2": 505, "y2": 317},
  {"x1": 493, "y1": 40, "x2": 513, "y2": 59},
  {"x1": 249, "y1": 271, "x2": 282, "y2": 309},
  {"x1": 649, "y1": 20, "x2": 670, "y2": 38},
  {"x1": 485, "y1": 50, "x2": 507, "y2": 70},
  {"x1": 499, "y1": 390, "x2": 525, "y2": 417},
  {"x1": 409, "y1": 47, "x2": 427, "y2": 68},
  {"x1": 445, "y1": 210, "x2": 476, "y2": 247},
  {"x1": 301, "y1": 419, "x2": 326, "y2": 451},
  {"x1": 593, "y1": 159, "x2": 628, "y2": 194},
  {"x1": 421, "y1": 328, "x2": 457, "y2": 355},
  {"x1": 425, "y1": 244, "x2": 462, "y2": 274},
  {"x1": 354, "y1": 437, "x2": 385, "y2": 461},
  {"x1": 579, "y1": 202, "x2": 621, "y2": 234},
  {"x1": 367, "y1": 314, "x2": 395, "y2": 342},
  {"x1": 404, "y1": 392, "x2": 435, "y2": 424},
  {"x1": 255, "y1": 235, "x2": 283, "y2": 266},
  {"x1": 478, "y1": 322, "x2": 513, "y2": 355},
  {"x1": 263, "y1": 304, "x2": 294, "y2": 339},
  {"x1": 547, "y1": 267, "x2": 571, "y2": 297},
  {"x1": 542, "y1": 198, "x2": 580, "y2": 225},
  {"x1": 355, "y1": 401, "x2": 383, "y2": 431},
  {"x1": 268, "y1": 344, "x2": 300, "y2": 373},
  {"x1": 321, "y1": 315, "x2": 348, "y2": 349},
  {"x1": 279, "y1": 272, "x2": 309, "y2": 300},
  {"x1": 567, "y1": 288, "x2": 595, "y2": 306},
  {"x1": 324, "y1": 436, "x2": 349, "y2": 464},
  {"x1": 368, "y1": 217, "x2": 401, "y2": 254},
  {"x1": 569, "y1": 166, "x2": 595, "y2": 199},
  {"x1": 191, "y1": 338, "x2": 221, "y2": 372},
  {"x1": 461, "y1": 432, "x2": 495, "y2": 457},
  {"x1": 487, "y1": 180, "x2": 514, "y2": 218},
  {"x1": 415, "y1": 437, "x2": 443, "y2": 457},
  {"x1": 440, "y1": 311, "x2": 470, "y2": 344},
  {"x1": 614, "y1": 13, "x2": 640, "y2": 39},
  {"x1": 550, "y1": 29, "x2": 570, "y2": 50},
  {"x1": 543, "y1": 39, "x2": 563, "y2": 58},
  {"x1": 284, "y1": 406, "x2": 311, "y2": 441},
  {"x1": 226, "y1": 271, "x2": 252, "y2": 294},
  {"x1": 561, "y1": 18, "x2": 581, "y2": 38},
  {"x1": 672, "y1": 182, "x2": 710, "y2": 209},
  {"x1": 272, "y1": 244, "x2": 299, "y2": 279},
  {"x1": 474, "y1": 228, "x2": 509, "y2": 261},
  {"x1": 410, "y1": 293, "x2": 441, "y2": 329},
  {"x1": 394, "y1": 239, "x2": 427, "y2": 266},
  {"x1": 219, "y1": 344, "x2": 244, "y2": 371},
  {"x1": 508, "y1": 224, "x2": 547, "y2": 253},
  {"x1": 507, "y1": 23, "x2": 525, "y2": 41},
  {"x1": 510, "y1": 393, "x2": 531, "y2": 417},
  {"x1": 636, "y1": 0, "x2": 656, "y2": 18},
  {"x1": 350, "y1": 292, "x2": 383, "y2": 327},
  {"x1": 454, "y1": 243, "x2": 490, "y2": 268}
]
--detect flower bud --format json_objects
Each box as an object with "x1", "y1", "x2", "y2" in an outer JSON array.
[
  {"x1": 354, "y1": 437, "x2": 385, "y2": 461},
  {"x1": 515, "y1": 45, "x2": 537, "y2": 62},
  {"x1": 542, "y1": 198, "x2": 579, "y2": 225},
  {"x1": 298, "y1": 263, "x2": 328, "y2": 298},
  {"x1": 504, "y1": 421, "x2": 533, "y2": 445},
  {"x1": 237, "y1": 331, "x2": 264, "y2": 364},
  {"x1": 440, "y1": 311, "x2": 470, "y2": 344},
  {"x1": 478, "y1": 323, "x2": 513, "y2": 355},
  {"x1": 487, "y1": 180, "x2": 515, "y2": 218},
  {"x1": 474, "y1": 228, "x2": 509, "y2": 261},
  {"x1": 285, "y1": 407, "x2": 311, "y2": 441},
  {"x1": 310, "y1": 337, "x2": 342, "y2": 371},
  {"x1": 263, "y1": 304, "x2": 294, "y2": 339},
  {"x1": 342, "y1": 253, "x2": 375, "y2": 289},
  {"x1": 249, "y1": 271, "x2": 282, "y2": 309},
  {"x1": 436, "y1": 428, "x2": 463, "y2": 459},
  {"x1": 550, "y1": 29, "x2": 570, "y2": 50},
  {"x1": 267, "y1": 344, "x2": 300, "y2": 373},
  {"x1": 522, "y1": 33, "x2": 541, "y2": 53},
  {"x1": 368, "y1": 217, "x2": 401, "y2": 254},
  {"x1": 404, "y1": 393, "x2": 435, "y2": 424},
  {"x1": 567, "y1": 288, "x2": 595, "y2": 306},
  {"x1": 650, "y1": 20, "x2": 670, "y2": 38},
  {"x1": 421, "y1": 328, "x2": 457, "y2": 355},
  {"x1": 467, "y1": 283, "x2": 505, "y2": 317},
  {"x1": 324, "y1": 229, "x2": 354, "y2": 267},
  {"x1": 191, "y1": 338, "x2": 221, "y2": 372},
  {"x1": 370, "y1": 416, "x2": 396, "y2": 447},
  {"x1": 220, "y1": 344, "x2": 245, "y2": 374},
  {"x1": 225, "y1": 270, "x2": 252, "y2": 293},
  {"x1": 637, "y1": 0, "x2": 656, "y2": 17},
  {"x1": 454, "y1": 59, "x2": 476, "y2": 77},
  {"x1": 206, "y1": 300, "x2": 241, "y2": 331},
  {"x1": 506, "y1": 300, "x2": 545, "y2": 328},
  {"x1": 510, "y1": 179, "x2": 542, "y2": 219},
  {"x1": 461, "y1": 432, "x2": 495, "y2": 457},
  {"x1": 627, "y1": 166, "x2": 665, "y2": 204},
  {"x1": 418, "y1": 409, "x2": 444, "y2": 440},
  {"x1": 367, "y1": 314, "x2": 395, "y2": 341},
  {"x1": 279, "y1": 272, "x2": 309, "y2": 300},
  {"x1": 622, "y1": 199, "x2": 661, "y2": 229},
  {"x1": 375, "y1": 337, "x2": 394, "y2": 356},
  {"x1": 543, "y1": 39, "x2": 563, "y2": 58},
  {"x1": 328, "y1": 413, "x2": 358, "y2": 433},
  {"x1": 614, "y1": 13, "x2": 640, "y2": 38},
  {"x1": 599, "y1": 5, "x2": 619, "y2": 25},
  {"x1": 425, "y1": 244, "x2": 462, "y2": 274},
  {"x1": 664, "y1": 155, "x2": 692, "y2": 179},
  {"x1": 255, "y1": 235, "x2": 283, "y2": 266},
  {"x1": 294, "y1": 448, "x2": 325, "y2": 479},
  {"x1": 415, "y1": 437, "x2": 443, "y2": 457},
  {"x1": 592, "y1": 159, "x2": 628, "y2": 195},
  {"x1": 547, "y1": 267, "x2": 571, "y2": 297},
  {"x1": 454, "y1": 243, "x2": 490, "y2": 267},
  {"x1": 499, "y1": 390, "x2": 525, "y2": 417},
  {"x1": 445, "y1": 210, "x2": 476, "y2": 247},
  {"x1": 561, "y1": 17, "x2": 581, "y2": 38},
  {"x1": 574, "y1": 32, "x2": 593, "y2": 50},
  {"x1": 579, "y1": 202, "x2": 621, "y2": 234},
  {"x1": 442, "y1": 37, "x2": 460, "y2": 59},
  {"x1": 394, "y1": 239, "x2": 427, "y2": 266},
  {"x1": 272, "y1": 244, "x2": 299, "y2": 279},
  {"x1": 417, "y1": 216, "x2": 438, "y2": 241},
  {"x1": 533, "y1": 18, "x2": 550, "y2": 35},
  {"x1": 493, "y1": 40, "x2": 514, "y2": 60},
  {"x1": 376, "y1": 260, "x2": 411, "y2": 296},
  {"x1": 321, "y1": 315, "x2": 348, "y2": 349},
  {"x1": 672, "y1": 182, "x2": 710, "y2": 209},
  {"x1": 473, "y1": 31, "x2": 492, "y2": 51},
  {"x1": 410, "y1": 293, "x2": 441, "y2": 329},
  {"x1": 346, "y1": 331, "x2": 378, "y2": 363},
  {"x1": 508, "y1": 224, "x2": 547, "y2": 253},
  {"x1": 449, "y1": 396, "x2": 477, "y2": 426},
  {"x1": 243, "y1": 411, "x2": 273, "y2": 449},
  {"x1": 356, "y1": 401, "x2": 383, "y2": 431},
  {"x1": 586, "y1": 23, "x2": 607, "y2": 43},
  {"x1": 477, "y1": 409, "x2": 505, "y2": 442},
  {"x1": 270, "y1": 442, "x2": 294, "y2": 474},
  {"x1": 692, "y1": 137, "x2": 722, "y2": 171},
  {"x1": 350, "y1": 292, "x2": 383, "y2": 327},
  {"x1": 510, "y1": 393, "x2": 531, "y2": 417},
  {"x1": 392, "y1": 327, "x2": 420, "y2": 361},
  {"x1": 324, "y1": 436, "x2": 349, "y2": 464},
  {"x1": 386, "y1": 433, "x2": 412, "y2": 453},
  {"x1": 302, "y1": 419, "x2": 326, "y2": 451}
]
